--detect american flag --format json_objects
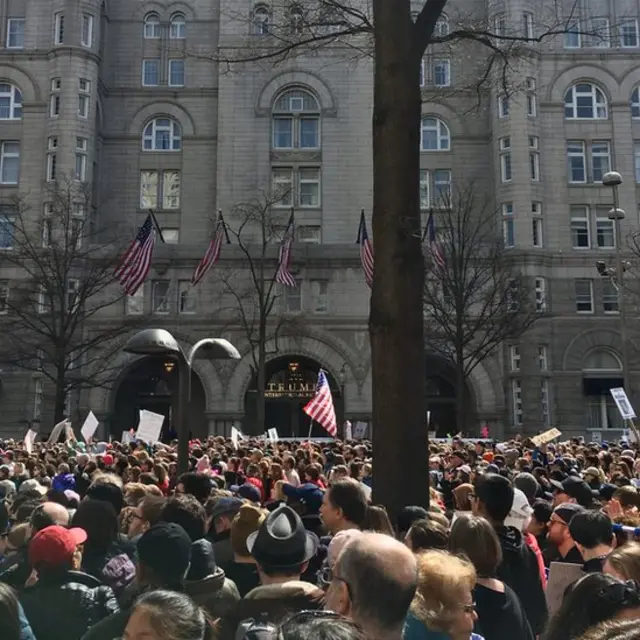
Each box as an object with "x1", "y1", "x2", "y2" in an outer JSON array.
[
  {"x1": 275, "y1": 211, "x2": 296, "y2": 288},
  {"x1": 191, "y1": 212, "x2": 227, "y2": 286},
  {"x1": 303, "y1": 369, "x2": 337, "y2": 437},
  {"x1": 356, "y1": 210, "x2": 374, "y2": 287},
  {"x1": 425, "y1": 211, "x2": 445, "y2": 270},
  {"x1": 114, "y1": 214, "x2": 156, "y2": 296}
]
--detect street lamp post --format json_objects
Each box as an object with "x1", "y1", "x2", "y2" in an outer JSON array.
[
  {"x1": 124, "y1": 329, "x2": 240, "y2": 473},
  {"x1": 602, "y1": 171, "x2": 631, "y2": 428},
  {"x1": 338, "y1": 363, "x2": 347, "y2": 436}
]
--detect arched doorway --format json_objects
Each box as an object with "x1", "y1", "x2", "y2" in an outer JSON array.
[
  {"x1": 243, "y1": 356, "x2": 342, "y2": 437},
  {"x1": 426, "y1": 354, "x2": 475, "y2": 436},
  {"x1": 111, "y1": 356, "x2": 207, "y2": 441},
  {"x1": 583, "y1": 349, "x2": 624, "y2": 429}
]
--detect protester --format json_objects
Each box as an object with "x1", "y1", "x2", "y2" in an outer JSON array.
[
  {"x1": 0, "y1": 582, "x2": 35, "y2": 640},
  {"x1": 604, "y1": 542, "x2": 640, "y2": 583},
  {"x1": 319, "y1": 478, "x2": 368, "y2": 534},
  {"x1": 569, "y1": 510, "x2": 615, "y2": 572},
  {"x1": 547, "y1": 503, "x2": 586, "y2": 564},
  {"x1": 405, "y1": 518, "x2": 449, "y2": 552}
]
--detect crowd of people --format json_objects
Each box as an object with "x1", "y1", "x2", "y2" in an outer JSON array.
[{"x1": 0, "y1": 433, "x2": 640, "y2": 639}]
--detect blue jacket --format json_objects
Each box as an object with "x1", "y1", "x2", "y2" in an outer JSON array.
[
  {"x1": 19, "y1": 603, "x2": 36, "y2": 640},
  {"x1": 403, "y1": 612, "x2": 484, "y2": 640}
]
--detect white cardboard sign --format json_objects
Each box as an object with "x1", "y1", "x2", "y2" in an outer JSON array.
[
  {"x1": 80, "y1": 411, "x2": 99, "y2": 442},
  {"x1": 267, "y1": 428, "x2": 279, "y2": 443},
  {"x1": 610, "y1": 387, "x2": 636, "y2": 420},
  {"x1": 136, "y1": 409, "x2": 165, "y2": 443},
  {"x1": 24, "y1": 429, "x2": 37, "y2": 454}
]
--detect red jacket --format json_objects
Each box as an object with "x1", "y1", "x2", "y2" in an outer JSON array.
[{"x1": 524, "y1": 531, "x2": 547, "y2": 589}]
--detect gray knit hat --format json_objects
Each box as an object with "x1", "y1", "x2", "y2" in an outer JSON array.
[{"x1": 514, "y1": 472, "x2": 539, "y2": 505}]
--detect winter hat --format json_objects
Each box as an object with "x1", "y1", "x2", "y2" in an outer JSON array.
[
  {"x1": 186, "y1": 538, "x2": 217, "y2": 580},
  {"x1": 504, "y1": 488, "x2": 533, "y2": 532},
  {"x1": 514, "y1": 472, "x2": 539, "y2": 505},
  {"x1": 196, "y1": 455, "x2": 211, "y2": 474}
]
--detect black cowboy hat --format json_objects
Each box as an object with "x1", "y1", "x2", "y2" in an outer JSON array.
[{"x1": 246, "y1": 505, "x2": 318, "y2": 568}]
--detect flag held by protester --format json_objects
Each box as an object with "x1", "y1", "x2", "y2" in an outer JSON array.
[
  {"x1": 356, "y1": 210, "x2": 374, "y2": 287},
  {"x1": 114, "y1": 214, "x2": 157, "y2": 295},
  {"x1": 191, "y1": 211, "x2": 229, "y2": 286},
  {"x1": 303, "y1": 369, "x2": 337, "y2": 437},
  {"x1": 275, "y1": 211, "x2": 296, "y2": 288}
]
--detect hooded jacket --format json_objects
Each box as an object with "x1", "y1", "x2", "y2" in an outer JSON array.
[{"x1": 494, "y1": 525, "x2": 548, "y2": 636}]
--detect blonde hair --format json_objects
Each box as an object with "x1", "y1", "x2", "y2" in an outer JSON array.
[
  {"x1": 606, "y1": 542, "x2": 640, "y2": 582},
  {"x1": 411, "y1": 550, "x2": 476, "y2": 634},
  {"x1": 90, "y1": 472, "x2": 124, "y2": 489}
]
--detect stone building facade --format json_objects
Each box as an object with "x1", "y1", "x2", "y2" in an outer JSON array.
[{"x1": 0, "y1": 0, "x2": 639, "y2": 441}]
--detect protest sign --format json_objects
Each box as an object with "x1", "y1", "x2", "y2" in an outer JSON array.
[
  {"x1": 546, "y1": 562, "x2": 583, "y2": 618},
  {"x1": 531, "y1": 428, "x2": 562, "y2": 447},
  {"x1": 24, "y1": 429, "x2": 37, "y2": 454},
  {"x1": 610, "y1": 387, "x2": 636, "y2": 420},
  {"x1": 80, "y1": 411, "x2": 99, "y2": 442},
  {"x1": 344, "y1": 421, "x2": 352, "y2": 440},
  {"x1": 47, "y1": 419, "x2": 70, "y2": 444},
  {"x1": 231, "y1": 426, "x2": 243, "y2": 449},
  {"x1": 267, "y1": 428, "x2": 279, "y2": 443},
  {"x1": 136, "y1": 409, "x2": 165, "y2": 443}
]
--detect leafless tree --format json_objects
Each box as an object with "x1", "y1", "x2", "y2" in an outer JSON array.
[
  {"x1": 423, "y1": 184, "x2": 541, "y2": 432},
  {"x1": 219, "y1": 191, "x2": 305, "y2": 433},
  {"x1": 0, "y1": 180, "x2": 139, "y2": 424}
]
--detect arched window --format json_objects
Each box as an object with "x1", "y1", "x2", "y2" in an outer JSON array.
[
  {"x1": 253, "y1": 5, "x2": 269, "y2": 35},
  {"x1": 290, "y1": 5, "x2": 304, "y2": 34},
  {"x1": 170, "y1": 13, "x2": 186, "y2": 39},
  {"x1": 435, "y1": 15, "x2": 449, "y2": 38},
  {"x1": 272, "y1": 88, "x2": 320, "y2": 149},
  {"x1": 564, "y1": 83, "x2": 608, "y2": 119},
  {"x1": 631, "y1": 87, "x2": 640, "y2": 119},
  {"x1": 0, "y1": 83, "x2": 22, "y2": 119},
  {"x1": 421, "y1": 117, "x2": 450, "y2": 151},
  {"x1": 142, "y1": 118, "x2": 182, "y2": 151},
  {"x1": 143, "y1": 13, "x2": 160, "y2": 39},
  {"x1": 583, "y1": 349, "x2": 622, "y2": 372}
]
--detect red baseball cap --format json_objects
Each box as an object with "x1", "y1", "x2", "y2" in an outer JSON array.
[
  {"x1": 102, "y1": 454, "x2": 114, "y2": 466},
  {"x1": 29, "y1": 525, "x2": 87, "y2": 569}
]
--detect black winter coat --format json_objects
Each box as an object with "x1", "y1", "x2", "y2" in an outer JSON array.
[{"x1": 20, "y1": 569, "x2": 119, "y2": 640}]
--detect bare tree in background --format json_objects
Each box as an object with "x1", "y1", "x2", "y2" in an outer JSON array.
[
  {"x1": 191, "y1": 0, "x2": 603, "y2": 511},
  {"x1": 423, "y1": 184, "x2": 542, "y2": 432},
  {"x1": 0, "y1": 180, "x2": 138, "y2": 424},
  {"x1": 220, "y1": 191, "x2": 304, "y2": 434}
]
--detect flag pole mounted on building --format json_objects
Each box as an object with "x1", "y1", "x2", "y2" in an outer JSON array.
[
  {"x1": 422, "y1": 210, "x2": 446, "y2": 270},
  {"x1": 275, "y1": 209, "x2": 296, "y2": 288},
  {"x1": 303, "y1": 369, "x2": 337, "y2": 438},
  {"x1": 356, "y1": 209, "x2": 374, "y2": 288},
  {"x1": 191, "y1": 210, "x2": 230, "y2": 287},
  {"x1": 114, "y1": 212, "x2": 160, "y2": 296}
]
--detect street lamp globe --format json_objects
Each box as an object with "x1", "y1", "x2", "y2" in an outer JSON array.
[
  {"x1": 602, "y1": 171, "x2": 623, "y2": 187},
  {"x1": 123, "y1": 328, "x2": 182, "y2": 356},
  {"x1": 608, "y1": 208, "x2": 626, "y2": 221}
]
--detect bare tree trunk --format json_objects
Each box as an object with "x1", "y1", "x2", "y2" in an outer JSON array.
[
  {"x1": 370, "y1": 2, "x2": 428, "y2": 517},
  {"x1": 455, "y1": 356, "x2": 466, "y2": 434},
  {"x1": 256, "y1": 320, "x2": 267, "y2": 434},
  {"x1": 54, "y1": 357, "x2": 66, "y2": 424}
]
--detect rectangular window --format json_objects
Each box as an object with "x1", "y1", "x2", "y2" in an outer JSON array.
[
  {"x1": 273, "y1": 118, "x2": 293, "y2": 149},
  {"x1": 575, "y1": 278, "x2": 594, "y2": 313},
  {"x1": 49, "y1": 94, "x2": 60, "y2": 118},
  {"x1": 299, "y1": 117, "x2": 319, "y2": 148},
  {"x1": 6, "y1": 18, "x2": 25, "y2": 49},
  {"x1": 538, "y1": 345, "x2": 548, "y2": 370},
  {"x1": 501, "y1": 152, "x2": 512, "y2": 182},
  {"x1": 126, "y1": 287, "x2": 144, "y2": 315},
  {"x1": 419, "y1": 59, "x2": 425, "y2": 87},
  {"x1": 510, "y1": 345, "x2": 520, "y2": 372},
  {"x1": 282, "y1": 286, "x2": 302, "y2": 313},
  {"x1": 0, "y1": 215, "x2": 14, "y2": 249},
  {"x1": 66, "y1": 279, "x2": 80, "y2": 313},
  {"x1": 494, "y1": 13, "x2": 506, "y2": 37},
  {"x1": 54, "y1": 12, "x2": 64, "y2": 45},
  {"x1": 178, "y1": 281, "x2": 196, "y2": 314},
  {"x1": 535, "y1": 277, "x2": 546, "y2": 312},
  {"x1": 168, "y1": 59, "x2": 185, "y2": 87},
  {"x1": 78, "y1": 94, "x2": 89, "y2": 118},
  {"x1": 570, "y1": 205, "x2": 590, "y2": 249},
  {"x1": 567, "y1": 141, "x2": 586, "y2": 183},
  {"x1": 532, "y1": 202, "x2": 543, "y2": 247},
  {"x1": 42, "y1": 204, "x2": 53, "y2": 248},
  {"x1": 0, "y1": 141, "x2": 19, "y2": 184},
  {"x1": 152, "y1": 280, "x2": 170, "y2": 314},
  {"x1": 0, "y1": 280, "x2": 8, "y2": 314},
  {"x1": 596, "y1": 213, "x2": 615, "y2": 249},
  {"x1": 565, "y1": 23, "x2": 580, "y2": 48},
  {"x1": 433, "y1": 170, "x2": 451, "y2": 205},
  {"x1": 591, "y1": 141, "x2": 611, "y2": 182},
  {"x1": 272, "y1": 168, "x2": 293, "y2": 207},
  {"x1": 75, "y1": 137, "x2": 87, "y2": 182},
  {"x1": 432, "y1": 59, "x2": 450, "y2": 87},
  {"x1": 620, "y1": 19, "x2": 639, "y2": 48},
  {"x1": 635, "y1": 142, "x2": 640, "y2": 183},
  {"x1": 526, "y1": 77, "x2": 537, "y2": 117},
  {"x1": 37, "y1": 285, "x2": 49, "y2": 314},
  {"x1": 541, "y1": 379, "x2": 550, "y2": 426},
  {"x1": 140, "y1": 170, "x2": 158, "y2": 208},
  {"x1": 603, "y1": 280, "x2": 619, "y2": 314},
  {"x1": 530, "y1": 150, "x2": 540, "y2": 181},
  {"x1": 310, "y1": 280, "x2": 328, "y2": 313},
  {"x1": 298, "y1": 167, "x2": 320, "y2": 207},
  {"x1": 498, "y1": 95, "x2": 509, "y2": 118},
  {"x1": 591, "y1": 17, "x2": 610, "y2": 47},
  {"x1": 161, "y1": 228, "x2": 179, "y2": 244},
  {"x1": 81, "y1": 14, "x2": 93, "y2": 47},
  {"x1": 502, "y1": 202, "x2": 514, "y2": 248},
  {"x1": 33, "y1": 379, "x2": 43, "y2": 420},
  {"x1": 512, "y1": 379, "x2": 523, "y2": 426},
  {"x1": 79, "y1": 78, "x2": 90, "y2": 93},
  {"x1": 297, "y1": 225, "x2": 321, "y2": 243},
  {"x1": 142, "y1": 59, "x2": 160, "y2": 86},
  {"x1": 419, "y1": 169, "x2": 430, "y2": 209},
  {"x1": 523, "y1": 12, "x2": 534, "y2": 39},
  {"x1": 162, "y1": 170, "x2": 181, "y2": 209}
]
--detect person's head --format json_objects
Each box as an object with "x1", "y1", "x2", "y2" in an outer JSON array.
[
  {"x1": 29, "y1": 501, "x2": 70, "y2": 533},
  {"x1": 405, "y1": 518, "x2": 449, "y2": 552},
  {"x1": 397, "y1": 506, "x2": 429, "y2": 539},
  {"x1": 136, "y1": 523, "x2": 192, "y2": 590},
  {"x1": 0, "y1": 582, "x2": 20, "y2": 640},
  {"x1": 449, "y1": 514, "x2": 502, "y2": 578},
  {"x1": 85, "y1": 480, "x2": 124, "y2": 515},
  {"x1": 161, "y1": 495, "x2": 207, "y2": 542},
  {"x1": 326, "y1": 531, "x2": 418, "y2": 637},
  {"x1": 547, "y1": 503, "x2": 585, "y2": 548},
  {"x1": 513, "y1": 472, "x2": 539, "y2": 505},
  {"x1": 471, "y1": 473, "x2": 514, "y2": 524},
  {"x1": 71, "y1": 499, "x2": 118, "y2": 552},
  {"x1": 411, "y1": 550, "x2": 477, "y2": 639},
  {"x1": 128, "y1": 495, "x2": 166, "y2": 539},
  {"x1": 452, "y1": 483, "x2": 474, "y2": 512},
  {"x1": 320, "y1": 479, "x2": 368, "y2": 534},
  {"x1": 545, "y1": 573, "x2": 640, "y2": 640},
  {"x1": 277, "y1": 611, "x2": 367, "y2": 640},
  {"x1": 579, "y1": 619, "x2": 640, "y2": 640},
  {"x1": 205, "y1": 496, "x2": 243, "y2": 535},
  {"x1": 605, "y1": 542, "x2": 640, "y2": 583},
  {"x1": 527, "y1": 498, "x2": 552, "y2": 537},
  {"x1": 28, "y1": 525, "x2": 87, "y2": 574},
  {"x1": 4, "y1": 523, "x2": 29, "y2": 557},
  {"x1": 123, "y1": 590, "x2": 208, "y2": 640},
  {"x1": 569, "y1": 510, "x2": 614, "y2": 556},
  {"x1": 361, "y1": 505, "x2": 395, "y2": 537},
  {"x1": 231, "y1": 504, "x2": 267, "y2": 560},
  {"x1": 176, "y1": 473, "x2": 213, "y2": 504},
  {"x1": 124, "y1": 483, "x2": 149, "y2": 507}
]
